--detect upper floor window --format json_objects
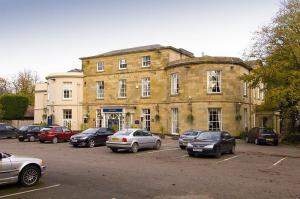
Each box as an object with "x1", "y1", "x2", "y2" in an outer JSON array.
[
  {"x1": 118, "y1": 79, "x2": 127, "y2": 98},
  {"x1": 243, "y1": 81, "x2": 248, "y2": 97},
  {"x1": 96, "y1": 61, "x2": 104, "y2": 72},
  {"x1": 119, "y1": 59, "x2": 127, "y2": 69},
  {"x1": 207, "y1": 71, "x2": 221, "y2": 93},
  {"x1": 96, "y1": 81, "x2": 104, "y2": 99},
  {"x1": 171, "y1": 73, "x2": 179, "y2": 95},
  {"x1": 142, "y1": 77, "x2": 151, "y2": 97},
  {"x1": 63, "y1": 82, "x2": 72, "y2": 99},
  {"x1": 142, "y1": 56, "x2": 151, "y2": 67}
]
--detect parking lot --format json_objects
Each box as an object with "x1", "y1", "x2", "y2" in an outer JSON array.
[{"x1": 0, "y1": 138, "x2": 300, "y2": 199}]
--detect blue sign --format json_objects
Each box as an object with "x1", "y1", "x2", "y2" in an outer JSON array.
[{"x1": 103, "y1": 108, "x2": 123, "y2": 113}]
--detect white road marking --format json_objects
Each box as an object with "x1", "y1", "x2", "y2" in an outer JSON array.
[
  {"x1": 136, "y1": 148, "x2": 180, "y2": 155},
  {"x1": 0, "y1": 184, "x2": 61, "y2": 198},
  {"x1": 216, "y1": 155, "x2": 240, "y2": 164},
  {"x1": 269, "y1": 157, "x2": 287, "y2": 168}
]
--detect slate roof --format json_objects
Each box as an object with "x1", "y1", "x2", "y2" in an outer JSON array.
[
  {"x1": 80, "y1": 44, "x2": 194, "y2": 60},
  {"x1": 167, "y1": 56, "x2": 252, "y2": 70}
]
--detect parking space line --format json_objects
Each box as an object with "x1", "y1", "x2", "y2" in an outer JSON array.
[
  {"x1": 0, "y1": 184, "x2": 61, "y2": 198},
  {"x1": 216, "y1": 155, "x2": 240, "y2": 164},
  {"x1": 269, "y1": 157, "x2": 287, "y2": 169},
  {"x1": 136, "y1": 148, "x2": 180, "y2": 155}
]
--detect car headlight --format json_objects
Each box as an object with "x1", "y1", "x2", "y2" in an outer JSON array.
[
  {"x1": 187, "y1": 143, "x2": 193, "y2": 148},
  {"x1": 204, "y1": 144, "x2": 214, "y2": 149},
  {"x1": 80, "y1": 137, "x2": 88, "y2": 140}
]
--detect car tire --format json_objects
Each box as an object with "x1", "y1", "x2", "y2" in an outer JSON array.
[
  {"x1": 188, "y1": 152, "x2": 194, "y2": 157},
  {"x1": 19, "y1": 138, "x2": 24, "y2": 142},
  {"x1": 111, "y1": 148, "x2": 118, "y2": 153},
  {"x1": 180, "y1": 146, "x2": 186, "y2": 150},
  {"x1": 154, "y1": 140, "x2": 161, "y2": 150},
  {"x1": 29, "y1": 136, "x2": 35, "y2": 142},
  {"x1": 88, "y1": 139, "x2": 95, "y2": 148},
  {"x1": 131, "y1": 143, "x2": 139, "y2": 153},
  {"x1": 230, "y1": 145, "x2": 235, "y2": 154},
  {"x1": 52, "y1": 137, "x2": 58, "y2": 144},
  {"x1": 215, "y1": 149, "x2": 222, "y2": 158},
  {"x1": 18, "y1": 165, "x2": 41, "y2": 187},
  {"x1": 255, "y1": 138, "x2": 259, "y2": 145}
]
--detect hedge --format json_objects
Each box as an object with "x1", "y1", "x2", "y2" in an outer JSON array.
[
  {"x1": 282, "y1": 133, "x2": 300, "y2": 143},
  {"x1": 0, "y1": 94, "x2": 29, "y2": 120}
]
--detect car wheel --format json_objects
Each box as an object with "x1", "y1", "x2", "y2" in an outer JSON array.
[
  {"x1": 131, "y1": 143, "x2": 139, "y2": 153},
  {"x1": 52, "y1": 137, "x2": 58, "y2": 144},
  {"x1": 19, "y1": 138, "x2": 24, "y2": 142},
  {"x1": 154, "y1": 140, "x2": 161, "y2": 150},
  {"x1": 188, "y1": 153, "x2": 194, "y2": 157},
  {"x1": 88, "y1": 139, "x2": 95, "y2": 148},
  {"x1": 111, "y1": 148, "x2": 118, "y2": 153},
  {"x1": 215, "y1": 148, "x2": 222, "y2": 158},
  {"x1": 255, "y1": 138, "x2": 259, "y2": 145},
  {"x1": 19, "y1": 165, "x2": 41, "y2": 187},
  {"x1": 180, "y1": 146, "x2": 186, "y2": 150},
  {"x1": 230, "y1": 145, "x2": 235, "y2": 154},
  {"x1": 29, "y1": 136, "x2": 35, "y2": 142}
]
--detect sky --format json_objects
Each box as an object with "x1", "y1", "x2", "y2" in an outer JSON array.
[{"x1": 0, "y1": 0, "x2": 281, "y2": 80}]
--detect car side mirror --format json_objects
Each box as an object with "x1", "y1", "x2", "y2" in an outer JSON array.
[{"x1": 0, "y1": 153, "x2": 2, "y2": 160}]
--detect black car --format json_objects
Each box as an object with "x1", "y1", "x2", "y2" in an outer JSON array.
[
  {"x1": 186, "y1": 131, "x2": 235, "y2": 158},
  {"x1": 18, "y1": 125, "x2": 43, "y2": 142},
  {"x1": 178, "y1": 130, "x2": 204, "y2": 149},
  {"x1": 0, "y1": 123, "x2": 18, "y2": 139},
  {"x1": 245, "y1": 127, "x2": 278, "y2": 145},
  {"x1": 70, "y1": 128, "x2": 114, "y2": 147}
]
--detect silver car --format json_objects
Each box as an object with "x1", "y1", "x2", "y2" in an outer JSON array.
[
  {"x1": 0, "y1": 152, "x2": 46, "y2": 187},
  {"x1": 178, "y1": 130, "x2": 204, "y2": 149},
  {"x1": 106, "y1": 128, "x2": 162, "y2": 153}
]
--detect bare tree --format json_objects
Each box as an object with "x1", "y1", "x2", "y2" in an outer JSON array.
[{"x1": 0, "y1": 77, "x2": 11, "y2": 95}]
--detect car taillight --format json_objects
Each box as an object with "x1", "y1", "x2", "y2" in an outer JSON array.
[{"x1": 122, "y1": 137, "x2": 127, "y2": 142}]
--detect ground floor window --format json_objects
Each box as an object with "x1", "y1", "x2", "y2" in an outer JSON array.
[
  {"x1": 171, "y1": 108, "x2": 179, "y2": 134},
  {"x1": 208, "y1": 108, "x2": 221, "y2": 131},
  {"x1": 63, "y1": 109, "x2": 72, "y2": 129},
  {"x1": 244, "y1": 108, "x2": 248, "y2": 131},
  {"x1": 142, "y1": 109, "x2": 150, "y2": 131},
  {"x1": 96, "y1": 109, "x2": 102, "y2": 127}
]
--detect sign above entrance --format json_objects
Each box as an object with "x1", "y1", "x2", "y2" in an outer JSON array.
[{"x1": 103, "y1": 108, "x2": 123, "y2": 113}]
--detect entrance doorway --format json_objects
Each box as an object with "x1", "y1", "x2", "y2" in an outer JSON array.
[{"x1": 108, "y1": 119, "x2": 119, "y2": 132}]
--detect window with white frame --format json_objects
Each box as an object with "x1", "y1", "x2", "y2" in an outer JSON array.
[
  {"x1": 142, "y1": 77, "x2": 151, "y2": 97},
  {"x1": 96, "y1": 109, "x2": 102, "y2": 127},
  {"x1": 243, "y1": 81, "x2": 248, "y2": 97},
  {"x1": 171, "y1": 108, "x2": 179, "y2": 134},
  {"x1": 142, "y1": 109, "x2": 150, "y2": 131},
  {"x1": 171, "y1": 73, "x2": 179, "y2": 95},
  {"x1": 118, "y1": 79, "x2": 127, "y2": 98},
  {"x1": 96, "y1": 61, "x2": 104, "y2": 72},
  {"x1": 142, "y1": 56, "x2": 151, "y2": 67},
  {"x1": 63, "y1": 82, "x2": 72, "y2": 99},
  {"x1": 96, "y1": 81, "x2": 104, "y2": 99},
  {"x1": 119, "y1": 59, "x2": 127, "y2": 69},
  {"x1": 63, "y1": 109, "x2": 72, "y2": 128},
  {"x1": 207, "y1": 71, "x2": 221, "y2": 93},
  {"x1": 208, "y1": 108, "x2": 222, "y2": 131}
]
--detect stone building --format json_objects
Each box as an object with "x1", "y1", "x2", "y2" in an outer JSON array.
[
  {"x1": 80, "y1": 44, "x2": 279, "y2": 136},
  {"x1": 34, "y1": 70, "x2": 83, "y2": 130}
]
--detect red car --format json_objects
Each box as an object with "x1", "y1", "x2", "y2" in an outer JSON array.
[{"x1": 38, "y1": 126, "x2": 76, "y2": 144}]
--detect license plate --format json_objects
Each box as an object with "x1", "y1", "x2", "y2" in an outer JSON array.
[
  {"x1": 72, "y1": 140, "x2": 77, "y2": 142},
  {"x1": 193, "y1": 148, "x2": 203, "y2": 152},
  {"x1": 266, "y1": 138, "x2": 273, "y2": 142},
  {"x1": 19, "y1": 135, "x2": 23, "y2": 138},
  {"x1": 112, "y1": 138, "x2": 119, "y2": 142}
]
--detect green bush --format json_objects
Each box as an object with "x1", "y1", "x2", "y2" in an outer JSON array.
[
  {"x1": 0, "y1": 94, "x2": 29, "y2": 120},
  {"x1": 282, "y1": 133, "x2": 300, "y2": 144}
]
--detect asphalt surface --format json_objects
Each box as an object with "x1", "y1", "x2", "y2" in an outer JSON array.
[{"x1": 0, "y1": 138, "x2": 300, "y2": 199}]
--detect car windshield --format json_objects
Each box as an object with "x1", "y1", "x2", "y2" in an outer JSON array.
[
  {"x1": 196, "y1": 132, "x2": 220, "y2": 141},
  {"x1": 260, "y1": 128, "x2": 275, "y2": 134},
  {"x1": 19, "y1": 126, "x2": 29, "y2": 131},
  {"x1": 81, "y1": 128, "x2": 97, "y2": 134},
  {"x1": 114, "y1": 129, "x2": 134, "y2": 136}
]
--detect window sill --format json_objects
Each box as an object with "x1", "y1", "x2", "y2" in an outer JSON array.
[
  {"x1": 118, "y1": 97, "x2": 127, "y2": 99},
  {"x1": 62, "y1": 98, "x2": 73, "y2": 101},
  {"x1": 141, "y1": 66, "x2": 151, "y2": 68},
  {"x1": 118, "y1": 68, "x2": 127, "y2": 70},
  {"x1": 96, "y1": 98, "x2": 104, "y2": 100},
  {"x1": 141, "y1": 96, "x2": 151, "y2": 99},
  {"x1": 96, "y1": 70, "x2": 104, "y2": 73},
  {"x1": 170, "y1": 94, "x2": 179, "y2": 97},
  {"x1": 206, "y1": 92, "x2": 223, "y2": 95}
]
